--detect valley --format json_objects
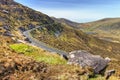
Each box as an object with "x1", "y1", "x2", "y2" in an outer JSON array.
[
  {"x1": 0, "y1": 0, "x2": 120, "y2": 80},
  {"x1": 55, "y1": 18, "x2": 120, "y2": 43}
]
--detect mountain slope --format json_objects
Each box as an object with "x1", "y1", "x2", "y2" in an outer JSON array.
[
  {"x1": 0, "y1": 0, "x2": 93, "y2": 79},
  {"x1": 0, "y1": 35, "x2": 87, "y2": 80},
  {"x1": 30, "y1": 23, "x2": 120, "y2": 59},
  {"x1": 51, "y1": 17, "x2": 81, "y2": 28},
  {"x1": 0, "y1": 0, "x2": 120, "y2": 67},
  {"x1": 0, "y1": 0, "x2": 58, "y2": 34},
  {"x1": 79, "y1": 18, "x2": 120, "y2": 43},
  {"x1": 0, "y1": 0, "x2": 120, "y2": 79},
  {"x1": 53, "y1": 17, "x2": 120, "y2": 43}
]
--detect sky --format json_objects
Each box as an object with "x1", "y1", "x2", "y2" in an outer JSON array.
[{"x1": 15, "y1": 0, "x2": 120, "y2": 23}]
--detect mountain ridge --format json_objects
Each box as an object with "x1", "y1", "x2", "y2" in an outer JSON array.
[
  {"x1": 0, "y1": 0, "x2": 120, "y2": 79},
  {"x1": 0, "y1": 0, "x2": 120, "y2": 60},
  {"x1": 53, "y1": 17, "x2": 120, "y2": 42},
  {"x1": 80, "y1": 18, "x2": 120, "y2": 43}
]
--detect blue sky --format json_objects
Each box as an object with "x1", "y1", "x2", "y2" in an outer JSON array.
[{"x1": 15, "y1": 0, "x2": 120, "y2": 23}]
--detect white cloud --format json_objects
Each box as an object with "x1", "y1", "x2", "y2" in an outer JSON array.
[{"x1": 37, "y1": 8, "x2": 107, "y2": 22}]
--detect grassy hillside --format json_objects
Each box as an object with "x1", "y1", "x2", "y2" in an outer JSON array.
[
  {"x1": 0, "y1": 1, "x2": 91, "y2": 79},
  {"x1": 30, "y1": 23, "x2": 120, "y2": 79},
  {"x1": 53, "y1": 17, "x2": 120, "y2": 43},
  {"x1": 30, "y1": 23, "x2": 120, "y2": 59},
  {"x1": 0, "y1": 0, "x2": 57, "y2": 38},
  {"x1": 0, "y1": 35, "x2": 90, "y2": 80},
  {"x1": 51, "y1": 17, "x2": 80, "y2": 28},
  {"x1": 10, "y1": 43, "x2": 67, "y2": 65},
  {"x1": 79, "y1": 18, "x2": 120, "y2": 43},
  {"x1": 0, "y1": 0, "x2": 120, "y2": 79}
]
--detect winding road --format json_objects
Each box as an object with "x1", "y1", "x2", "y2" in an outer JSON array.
[{"x1": 23, "y1": 26, "x2": 68, "y2": 58}]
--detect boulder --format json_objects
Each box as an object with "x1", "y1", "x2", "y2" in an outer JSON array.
[
  {"x1": 105, "y1": 69, "x2": 115, "y2": 80},
  {"x1": 19, "y1": 27, "x2": 26, "y2": 32},
  {"x1": 3, "y1": 26, "x2": 10, "y2": 31},
  {"x1": 3, "y1": 31, "x2": 14, "y2": 37},
  {"x1": 28, "y1": 24, "x2": 35, "y2": 29},
  {"x1": 67, "y1": 50, "x2": 109, "y2": 74}
]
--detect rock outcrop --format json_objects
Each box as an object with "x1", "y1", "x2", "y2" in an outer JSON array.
[
  {"x1": 67, "y1": 50, "x2": 110, "y2": 74},
  {"x1": 105, "y1": 69, "x2": 115, "y2": 80},
  {"x1": 0, "y1": 0, "x2": 14, "y2": 5}
]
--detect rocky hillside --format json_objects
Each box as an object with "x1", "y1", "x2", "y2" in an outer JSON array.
[
  {"x1": 31, "y1": 22, "x2": 120, "y2": 59},
  {"x1": 0, "y1": 0, "x2": 60, "y2": 36},
  {"x1": 0, "y1": 36, "x2": 87, "y2": 80},
  {"x1": 2, "y1": 0, "x2": 120, "y2": 59},
  {"x1": 0, "y1": 0, "x2": 120, "y2": 79},
  {"x1": 0, "y1": 0, "x2": 94, "y2": 79}
]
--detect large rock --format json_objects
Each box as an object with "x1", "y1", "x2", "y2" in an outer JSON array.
[{"x1": 67, "y1": 50, "x2": 110, "y2": 74}]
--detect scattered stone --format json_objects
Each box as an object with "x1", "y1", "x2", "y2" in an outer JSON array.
[
  {"x1": 105, "y1": 69, "x2": 115, "y2": 80},
  {"x1": 3, "y1": 26, "x2": 10, "y2": 31},
  {"x1": 28, "y1": 23, "x2": 35, "y2": 29},
  {"x1": 2, "y1": 10, "x2": 9, "y2": 14},
  {"x1": 19, "y1": 27, "x2": 26, "y2": 33},
  {"x1": 24, "y1": 37, "x2": 31, "y2": 43},
  {"x1": 3, "y1": 31, "x2": 14, "y2": 37}
]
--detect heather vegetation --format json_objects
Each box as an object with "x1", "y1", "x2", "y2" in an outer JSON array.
[
  {"x1": 80, "y1": 18, "x2": 120, "y2": 43},
  {"x1": 30, "y1": 24, "x2": 120, "y2": 59},
  {"x1": 54, "y1": 18, "x2": 120, "y2": 43},
  {"x1": 0, "y1": 0, "x2": 120, "y2": 79}
]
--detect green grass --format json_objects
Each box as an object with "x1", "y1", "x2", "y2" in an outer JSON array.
[{"x1": 9, "y1": 43, "x2": 67, "y2": 65}]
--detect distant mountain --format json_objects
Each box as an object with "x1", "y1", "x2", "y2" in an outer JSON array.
[
  {"x1": 80, "y1": 18, "x2": 120, "y2": 30},
  {"x1": 80, "y1": 18, "x2": 120, "y2": 43},
  {"x1": 53, "y1": 17, "x2": 120, "y2": 43},
  {"x1": 0, "y1": 0, "x2": 120, "y2": 79},
  {"x1": 51, "y1": 17, "x2": 81, "y2": 28},
  {"x1": 0, "y1": 0, "x2": 86, "y2": 79},
  {"x1": 0, "y1": 0, "x2": 120, "y2": 59}
]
